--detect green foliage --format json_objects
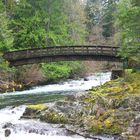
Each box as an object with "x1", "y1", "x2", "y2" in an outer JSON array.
[
  {"x1": 11, "y1": 0, "x2": 86, "y2": 49},
  {"x1": 0, "y1": 1, "x2": 14, "y2": 72},
  {"x1": 0, "y1": 1, "x2": 13, "y2": 51},
  {"x1": 42, "y1": 62, "x2": 82, "y2": 82},
  {"x1": 11, "y1": 0, "x2": 86, "y2": 82},
  {"x1": 85, "y1": 0, "x2": 101, "y2": 31},
  {"x1": 0, "y1": 0, "x2": 86, "y2": 84},
  {"x1": 115, "y1": 0, "x2": 140, "y2": 59},
  {"x1": 102, "y1": 0, "x2": 117, "y2": 38},
  {"x1": 85, "y1": 0, "x2": 118, "y2": 37},
  {"x1": 0, "y1": 53, "x2": 9, "y2": 71},
  {"x1": 11, "y1": 0, "x2": 47, "y2": 49}
]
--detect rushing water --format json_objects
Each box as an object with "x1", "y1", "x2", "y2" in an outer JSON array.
[{"x1": 0, "y1": 72, "x2": 113, "y2": 140}]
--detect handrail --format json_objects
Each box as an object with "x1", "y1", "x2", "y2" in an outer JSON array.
[
  {"x1": 4, "y1": 45, "x2": 119, "y2": 61},
  {"x1": 5, "y1": 45, "x2": 119, "y2": 54}
]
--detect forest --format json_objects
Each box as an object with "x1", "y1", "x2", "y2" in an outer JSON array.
[
  {"x1": 0, "y1": 0, "x2": 140, "y2": 139},
  {"x1": 0, "y1": 0, "x2": 140, "y2": 91}
]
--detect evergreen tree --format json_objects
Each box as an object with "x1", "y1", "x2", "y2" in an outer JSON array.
[
  {"x1": 102, "y1": 0, "x2": 117, "y2": 38},
  {"x1": 64, "y1": 0, "x2": 87, "y2": 45},
  {"x1": 0, "y1": 0, "x2": 13, "y2": 51},
  {"x1": 11, "y1": 0, "x2": 47, "y2": 49},
  {"x1": 9, "y1": 0, "x2": 87, "y2": 81},
  {"x1": 85, "y1": 0, "x2": 101, "y2": 31},
  {"x1": 11, "y1": 0, "x2": 86, "y2": 48},
  {"x1": 116, "y1": 0, "x2": 140, "y2": 59}
]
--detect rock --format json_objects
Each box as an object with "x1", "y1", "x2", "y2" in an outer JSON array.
[
  {"x1": 134, "y1": 115, "x2": 140, "y2": 123},
  {"x1": 2, "y1": 123, "x2": 13, "y2": 129},
  {"x1": 65, "y1": 95, "x2": 76, "y2": 101},
  {"x1": 20, "y1": 73, "x2": 140, "y2": 138},
  {"x1": 84, "y1": 77, "x2": 89, "y2": 81},
  {"x1": 29, "y1": 129, "x2": 39, "y2": 134},
  {"x1": 5, "y1": 129, "x2": 11, "y2": 137},
  {"x1": 128, "y1": 115, "x2": 140, "y2": 139},
  {"x1": 96, "y1": 107, "x2": 106, "y2": 117},
  {"x1": 22, "y1": 108, "x2": 40, "y2": 119},
  {"x1": 40, "y1": 109, "x2": 67, "y2": 124},
  {"x1": 22, "y1": 104, "x2": 48, "y2": 119},
  {"x1": 111, "y1": 70, "x2": 124, "y2": 80},
  {"x1": 55, "y1": 101, "x2": 70, "y2": 107}
]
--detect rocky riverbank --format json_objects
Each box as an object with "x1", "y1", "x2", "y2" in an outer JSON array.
[
  {"x1": 0, "y1": 80, "x2": 23, "y2": 93},
  {"x1": 22, "y1": 72, "x2": 140, "y2": 140}
]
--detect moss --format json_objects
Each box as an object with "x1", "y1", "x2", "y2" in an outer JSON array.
[
  {"x1": 104, "y1": 117, "x2": 114, "y2": 129},
  {"x1": 90, "y1": 120, "x2": 104, "y2": 134},
  {"x1": 28, "y1": 104, "x2": 48, "y2": 110},
  {"x1": 86, "y1": 73, "x2": 140, "y2": 136},
  {"x1": 108, "y1": 124, "x2": 122, "y2": 134},
  {"x1": 41, "y1": 111, "x2": 67, "y2": 124},
  {"x1": 128, "y1": 136, "x2": 136, "y2": 140},
  {"x1": 89, "y1": 117, "x2": 122, "y2": 134}
]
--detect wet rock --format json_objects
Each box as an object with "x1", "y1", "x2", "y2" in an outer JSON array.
[
  {"x1": 22, "y1": 104, "x2": 48, "y2": 119},
  {"x1": 134, "y1": 115, "x2": 140, "y2": 123},
  {"x1": 111, "y1": 70, "x2": 124, "y2": 80},
  {"x1": 84, "y1": 77, "x2": 89, "y2": 81},
  {"x1": 5, "y1": 129, "x2": 11, "y2": 137},
  {"x1": 55, "y1": 101, "x2": 70, "y2": 107},
  {"x1": 29, "y1": 129, "x2": 39, "y2": 134},
  {"x1": 65, "y1": 95, "x2": 76, "y2": 101},
  {"x1": 113, "y1": 135, "x2": 127, "y2": 140},
  {"x1": 95, "y1": 105, "x2": 106, "y2": 117},
  {"x1": 22, "y1": 108, "x2": 40, "y2": 119},
  {"x1": 2, "y1": 123, "x2": 13, "y2": 129},
  {"x1": 128, "y1": 115, "x2": 140, "y2": 139}
]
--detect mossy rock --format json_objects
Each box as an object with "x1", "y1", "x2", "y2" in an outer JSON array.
[
  {"x1": 40, "y1": 110, "x2": 67, "y2": 124},
  {"x1": 89, "y1": 119, "x2": 104, "y2": 134},
  {"x1": 88, "y1": 115, "x2": 122, "y2": 134},
  {"x1": 28, "y1": 104, "x2": 48, "y2": 110},
  {"x1": 22, "y1": 104, "x2": 48, "y2": 119}
]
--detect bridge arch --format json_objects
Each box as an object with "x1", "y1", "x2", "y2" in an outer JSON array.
[{"x1": 4, "y1": 45, "x2": 121, "y2": 66}]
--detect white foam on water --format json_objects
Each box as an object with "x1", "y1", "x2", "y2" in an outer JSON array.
[
  {"x1": 0, "y1": 106, "x2": 91, "y2": 140},
  {"x1": 1, "y1": 72, "x2": 111, "y2": 96},
  {"x1": 0, "y1": 72, "x2": 113, "y2": 140},
  {"x1": 0, "y1": 134, "x2": 89, "y2": 140},
  {"x1": 0, "y1": 106, "x2": 26, "y2": 124}
]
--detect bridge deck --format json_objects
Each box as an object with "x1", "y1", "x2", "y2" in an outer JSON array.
[{"x1": 4, "y1": 45, "x2": 121, "y2": 66}]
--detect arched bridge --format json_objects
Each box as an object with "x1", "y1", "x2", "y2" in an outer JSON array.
[{"x1": 4, "y1": 45, "x2": 121, "y2": 66}]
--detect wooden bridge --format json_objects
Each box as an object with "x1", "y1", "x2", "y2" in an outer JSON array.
[{"x1": 4, "y1": 45, "x2": 121, "y2": 66}]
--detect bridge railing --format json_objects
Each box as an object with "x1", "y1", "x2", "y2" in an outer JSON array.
[{"x1": 4, "y1": 46, "x2": 119, "y2": 61}]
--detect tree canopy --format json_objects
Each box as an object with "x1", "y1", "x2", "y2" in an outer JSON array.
[{"x1": 116, "y1": 0, "x2": 140, "y2": 59}]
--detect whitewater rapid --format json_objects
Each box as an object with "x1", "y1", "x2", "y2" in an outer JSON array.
[
  {"x1": 0, "y1": 72, "x2": 113, "y2": 140},
  {"x1": 2, "y1": 72, "x2": 111, "y2": 96}
]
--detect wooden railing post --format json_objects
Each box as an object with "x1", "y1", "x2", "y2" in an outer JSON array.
[
  {"x1": 68, "y1": 46, "x2": 70, "y2": 54},
  {"x1": 101, "y1": 46, "x2": 103, "y2": 54},
  {"x1": 86, "y1": 46, "x2": 89, "y2": 54},
  {"x1": 73, "y1": 46, "x2": 75, "y2": 53},
  {"x1": 96, "y1": 46, "x2": 98, "y2": 54},
  {"x1": 112, "y1": 47, "x2": 114, "y2": 55},
  {"x1": 58, "y1": 47, "x2": 60, "y2": 54}
]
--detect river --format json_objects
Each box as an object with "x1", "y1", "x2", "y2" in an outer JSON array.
[{"x1": 0, "y1": 72, "x2": 113, "y2": 140}]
